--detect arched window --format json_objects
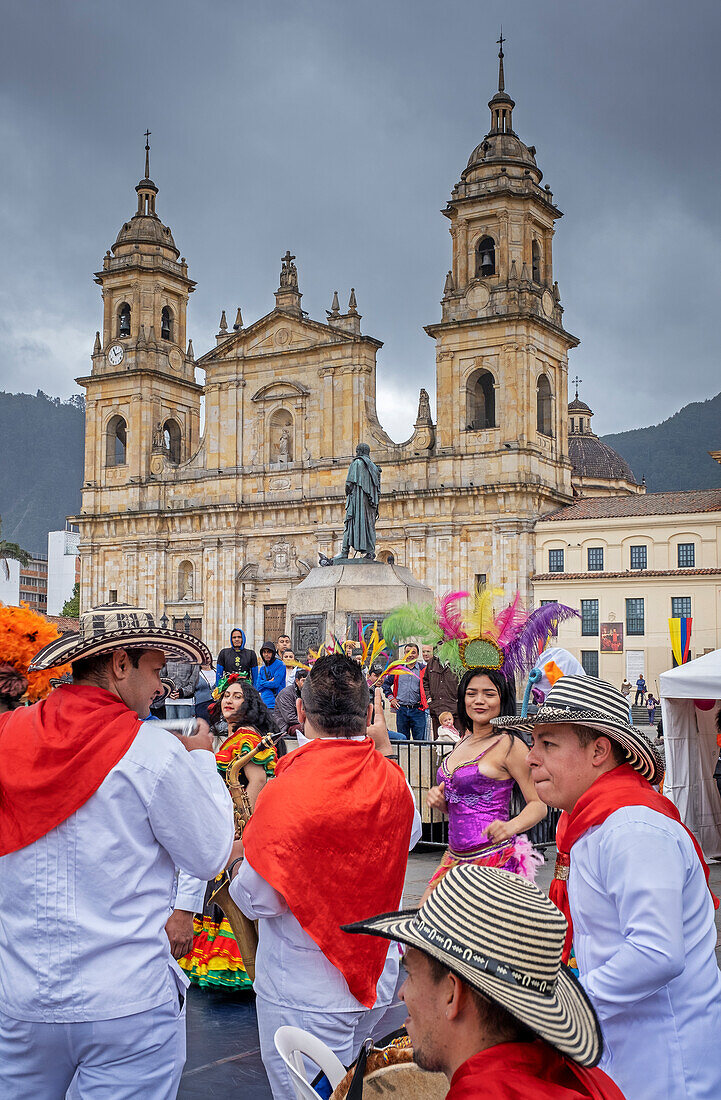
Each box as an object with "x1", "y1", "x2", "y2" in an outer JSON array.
[
  {"x1": 163, "y1": 418, "x2": 182, "y2": 464},
  {"x1": 106, "y1": 415, "x2": 127, "y2": 466},
  {"x1": 466, "y1": 369, "x2": 496, "y2": 431},
  {"x1": 161, "y1": 306, "x2": 173, "y2": 341},
  {"x1": 570, "y1": 417, "x2": 576, "y2": 433},
  {"x1": 117, "y1": 302, "x2": 131, "y2": 338},
  {"x1": 178, "y1": 560, "x2": 194, "y2": 601},
  {"x1": 269, "y1": 408, "x2": 293, "y2": 464},
  {"x1": 475, "y1": 236, "x2": 496, "y2": 278},
  {"x1": 537, "y1": 375, "x2": 553, "y2": 437},
  {"x1": 532, "y1": 240, "x2": 542, "y2": 283}
]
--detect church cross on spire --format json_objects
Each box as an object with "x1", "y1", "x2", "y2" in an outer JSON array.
[
  {"x1": 144, "y1": 130, "x2": 151, "y2": 179},
  {"x1": 497, "y1": 28, "x2": 505, "y2": 91},
  {"x1": 572, "y1": 375, "x2": 583, "y2": 399}
]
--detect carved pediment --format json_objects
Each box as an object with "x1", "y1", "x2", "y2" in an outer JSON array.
[
  {"x1": 252, "y1": 379, "x2": 310, "y2": 403},
  {"x1": 245, "y1": 325, "x2": 315, "y2": 354},
  {"x1": 198, "y1": 309, "x2": 361, "y2": 366}
]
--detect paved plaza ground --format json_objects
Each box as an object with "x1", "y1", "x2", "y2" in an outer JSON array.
[{"x1": 178, "y1": 846, "x2": 721, "y2": 1098}]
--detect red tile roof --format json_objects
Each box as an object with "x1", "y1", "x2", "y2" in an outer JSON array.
[
  {"x1": 46, "y1": 614, "x2": 80, "y2": 633},
  {"x1": 534, "y1": 568, "x2": 721, "y2": 581},
  {"x1": 541, "y1": 489, "x2": 721, "y2": 522}
]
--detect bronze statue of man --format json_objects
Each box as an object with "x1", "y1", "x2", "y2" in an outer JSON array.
[{"x1": 339, "y1": 443, "x2": 381, "y2": 559}]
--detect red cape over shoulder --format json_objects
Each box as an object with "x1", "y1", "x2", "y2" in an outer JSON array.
[
  {"x1": 0, "y1": 684, "x2": 141, "y2": 856},
  {"x1": 550, "y1": 763, "x2": 718, "y2": 962},
  {"x1": 448, "y1": 1041, "x2": 625, "y2": 1100},
  {"x1": 242, "y1": 737, "x2": 414, "y2": 1007}
]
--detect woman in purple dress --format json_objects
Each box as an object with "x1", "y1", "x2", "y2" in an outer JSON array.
[{"x1": 424, "y1": 667, "x2": 546, "y2": 895}]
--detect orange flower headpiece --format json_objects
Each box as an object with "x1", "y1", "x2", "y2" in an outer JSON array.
[{"x1": 0, "y1": 603, "x2": 71, "y2": 702}]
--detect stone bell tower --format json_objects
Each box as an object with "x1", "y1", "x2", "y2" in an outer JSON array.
[
  {"x1": 77, "y1": 134, "x2": 201, "y2": 497},
  {"x1": 426, "y1": 35, "x2": 577, "y2": 502}
]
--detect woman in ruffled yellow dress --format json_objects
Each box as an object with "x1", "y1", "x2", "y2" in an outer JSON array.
[{"x1": 179, "y1": 675, "x2": 276, "y2": 990}]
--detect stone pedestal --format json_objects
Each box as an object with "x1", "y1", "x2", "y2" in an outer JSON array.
[{"x1": 287, "y1": 560, "x2": 433, "y2": 655}]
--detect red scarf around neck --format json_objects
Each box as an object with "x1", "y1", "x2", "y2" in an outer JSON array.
[
  {"x1": 242, "y1": 737, "x2": 414, "y2": 1007},
  {"x1": 448, "y1": 1041, "x2": 625, "y2": 1099},
  {"x1": 0, "y1": 684, "x2": 141, "y2": 856},
  {"x1": 551, "y1": 764, "x2": 719, "y2": 962}
]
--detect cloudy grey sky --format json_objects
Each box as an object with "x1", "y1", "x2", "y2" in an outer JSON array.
[{"x1": 1, "y1": 0, "x2": 719, "y2": 440}]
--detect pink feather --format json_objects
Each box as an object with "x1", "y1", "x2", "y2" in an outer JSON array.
[
  {"x1": 436, "y1": 591, "x2": 470, "y2": 641},
  {"x1": 494, "y1": 591, "x2": 528, "y2": 646},
  {"x1": 512, "y1": 836, "x2": 544, "y2": 881}
]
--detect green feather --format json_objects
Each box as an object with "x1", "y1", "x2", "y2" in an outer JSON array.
[
  {"x1": 382, "y1": 603, "x2": 442, "y2": 647},
  {"x1": 437, "y1": 639, "x2": 465, "y2": 676}
]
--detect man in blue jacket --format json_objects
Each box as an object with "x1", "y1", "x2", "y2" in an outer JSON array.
[{"x1": 254, "y1": 641, "x2": 286, "y2": 711}]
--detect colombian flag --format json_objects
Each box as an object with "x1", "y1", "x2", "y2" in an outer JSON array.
[{"x1": 669, "y1": 617, "x2": 692, "y2": 665}]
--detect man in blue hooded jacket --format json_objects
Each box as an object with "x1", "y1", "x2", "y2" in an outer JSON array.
[
  {"x1": 253, "y1": 641, "x2": 286, "y2": 711},
  {"x1": 216, "y1": 628, "x2": 257, "y2": 683}
]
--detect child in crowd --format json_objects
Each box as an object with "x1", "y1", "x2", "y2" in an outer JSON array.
[{"x1": 437, "y1": 710, "x2": 461, "y2": 742}]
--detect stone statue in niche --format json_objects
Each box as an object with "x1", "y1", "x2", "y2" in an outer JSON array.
[
  {"x1": 152, "y1": 422, "x2": 165, "y2": 452},
  {"x1": 179, "y1": 562, "x2": 194, "y2": 601},
  {"x1": 277, "y1": 428, "x2": 291, "y2": 464},
  {"x1": 270, "y1": 413, "x2": 293, "y2": 465}
]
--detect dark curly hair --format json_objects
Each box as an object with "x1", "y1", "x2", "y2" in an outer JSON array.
[
  {"x1": 211, "y1": 679, "x2": 276, "y2": 737},
  {"x1": 456, "y1": 666, "x2": 517, "y2": 735}
]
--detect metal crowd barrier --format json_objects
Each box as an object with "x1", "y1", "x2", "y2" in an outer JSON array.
[{"x1": 394, "y1": 739, "x2": 559, "y2": 850}]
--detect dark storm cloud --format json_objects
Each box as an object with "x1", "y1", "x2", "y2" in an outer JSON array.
[{"x1": 1, "y1": 0, "x2": 719, "y2": 437}]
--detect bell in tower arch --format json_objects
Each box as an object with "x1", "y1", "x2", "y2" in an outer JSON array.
[{"x1": 476, "y1": 236, "x2": 496, "y2": 278}]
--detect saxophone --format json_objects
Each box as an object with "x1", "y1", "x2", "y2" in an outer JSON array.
[{"x1": 209, "y1": 729, "x2": 282, "y2": 982}]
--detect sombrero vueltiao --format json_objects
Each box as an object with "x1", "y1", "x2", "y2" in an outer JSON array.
[
  {"x1": 29, "y1": 604, "x2": 211, "y2": 671},
  {"x1": 492, "y1": 674, "x2": 663, "y2": 785},
  {"x1": 344, "y1": 864, "x2": 603, "y2": 1067}
]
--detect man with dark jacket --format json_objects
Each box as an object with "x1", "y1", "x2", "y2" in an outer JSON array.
[
  {"x1": 274, "y1": 668, "x2": 308, "y2": 735},
  {"x1": 164, "y1": 658, "x2": 200, "y2": 720},
  {"x1": 216, "y1": 628, "x2": 257, "y2": 683},
  {"x1": 253, "y1": 641, "x2": 286, "y2": 711},
  {"x1": 422, "y1": 644, "x2": 461, "y2": 737}
]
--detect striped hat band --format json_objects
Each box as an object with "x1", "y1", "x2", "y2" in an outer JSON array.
[
  {"x1": 29, "y1": 604, "x2": 211, "y2": 671},
  {"x1": 343, "y1": 864, "x2": 603, "y2": 1067}
]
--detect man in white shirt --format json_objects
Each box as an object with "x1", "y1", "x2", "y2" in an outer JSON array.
[
  {"x1": 496, "y1": 674, "x2": 721, "y2": 1100},
  {"x1": 229, "y1": 653, "x2": 422, "y2": 1098},
  {"x1": 0, "y1": 605, "x2": 235, "y2": 1099}
]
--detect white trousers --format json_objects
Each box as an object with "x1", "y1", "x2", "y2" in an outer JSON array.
[
  {"x1": 0, "y1": 997, "x2": 186, "y2": 1099},
  {"x1": 256, "y1": 995, "x2": 406, "y2": 1099}
]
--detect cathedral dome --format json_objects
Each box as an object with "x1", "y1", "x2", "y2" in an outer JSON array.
[
  {"x1": 569, "y1": 433, "x2": 636, "y2": 483},
  {"x1": 567, "y1": 388, "x2": 641, "y2": 491},
  {"x1": 568, "y1": 394, "x2": 592, "y2": 414},
  {"x1": 465, "y1": 130, "x2": 538, "y2": 174},
  {"x1": 112, "y1": 139, "x2": 180, "y2": 259},
  {"x1": 113, "y1": 211, "x2": 179, "y2": 256}
]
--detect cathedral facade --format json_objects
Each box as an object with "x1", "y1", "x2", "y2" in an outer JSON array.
[{"x1": 76, "y1": 52, "x2": 584, "y2": 657}]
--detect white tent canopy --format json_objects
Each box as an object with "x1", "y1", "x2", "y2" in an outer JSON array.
[{"x1": 659, "y1": 649, "x2": 721, "y2": 859}]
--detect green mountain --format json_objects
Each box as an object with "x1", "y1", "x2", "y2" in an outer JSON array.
[
  {"x1": 0, "y1": 391, "x2": 85, "y2": 555},
  {"x1": 601, "y1": 392, "x2": 721, "y2": 493}
]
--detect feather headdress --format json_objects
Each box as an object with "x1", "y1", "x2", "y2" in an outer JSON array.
[{"x1": 382, "y1": 585, "x2": 579, "y2": 680}]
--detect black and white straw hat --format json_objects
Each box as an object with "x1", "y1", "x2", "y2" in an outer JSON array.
[
  {"x1": 492, "y1": 674, "x2": 663, "y2": 785},
  {"x1": 29, "y1": 604, "x2": 211, "y2": 671},
  {"x1": 344, "y1": 864, "x2": 602, "y2": 1067}
]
